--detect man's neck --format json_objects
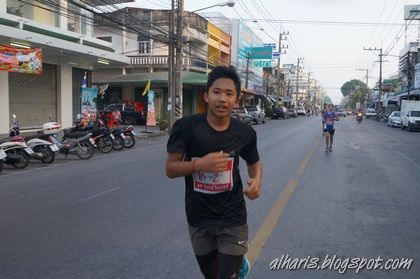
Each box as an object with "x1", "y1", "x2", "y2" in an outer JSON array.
[{"x1": 206, "y1": 113, "x2": 230, "y2": 131}]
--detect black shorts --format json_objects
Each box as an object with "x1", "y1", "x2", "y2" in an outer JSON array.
[
  {"x1": 323, "y1": 128, "x2": 335, "y2": 136},
  {"x1": 188, "y1": 224, "x2": 248, "y2": 256}
]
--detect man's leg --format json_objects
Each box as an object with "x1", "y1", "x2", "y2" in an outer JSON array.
[
  {"x1": 325, "y1": 132, "x2": 330, "y2": 151},
  {"x1": 218, "y1": 253, "x2": 244, "y2": 279},
  {"x1": 195, "y1": 250, "x2": 219, "y2": 279},
  {"x1": 189, "y1": 226, "x2": 217, "y2": 278}
]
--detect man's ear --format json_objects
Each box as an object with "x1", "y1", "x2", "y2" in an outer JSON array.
[{"x1": 203, "y1": 91, "x2": 209, "y2": 103}]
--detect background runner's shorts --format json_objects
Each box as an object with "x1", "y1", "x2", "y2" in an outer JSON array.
[
  {"x1": 188, "y1": 224, "x2": 248, "y2": 256},
  {"x1": 323, "y1": 128, "x2": 335, "y2": 135}
]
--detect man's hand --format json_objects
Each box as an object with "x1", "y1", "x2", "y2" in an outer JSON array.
[
  {"x1": 243, "y1": 177, "x2": 261, "y2": 200},
  {"x1": 196, "y1": 151, "x2": 230, "y2": 172}
]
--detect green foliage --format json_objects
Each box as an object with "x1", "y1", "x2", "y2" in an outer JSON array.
[
  {"x1": 263, "y1": 98, "x2": 273, "y2": 117},
  {"x1": 156, "y1": 114, "x2": 169, "y2": 130},
  {"x1": 341, "y1": 79, "x2": 367, "y2": 97}
]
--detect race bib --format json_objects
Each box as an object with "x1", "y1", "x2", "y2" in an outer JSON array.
[{"x1": 192, "y1": 158, "x2": 234, "y2": 194}]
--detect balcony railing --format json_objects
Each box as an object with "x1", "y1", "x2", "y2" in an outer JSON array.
[{"x1": 129, "y1": 55, "x2": 225, "y2": 73}]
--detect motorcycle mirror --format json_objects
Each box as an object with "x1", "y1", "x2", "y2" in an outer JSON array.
[
  {"x1": 49, "y1": 114, "x2": 52, "y2": 121},
  {"x1": 13, "y1": 114, "x2": 16, "y2": 119}
]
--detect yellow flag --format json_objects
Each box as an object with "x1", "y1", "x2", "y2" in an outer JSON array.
[{"x1": 142, "y1": 80, "x2": 151, "y2": 96}]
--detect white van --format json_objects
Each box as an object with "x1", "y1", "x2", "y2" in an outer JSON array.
[{"x1": 401, "y1": 100, "x2": 420, "y2": 132}]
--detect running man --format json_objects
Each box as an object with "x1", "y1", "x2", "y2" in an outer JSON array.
[
  {"x1": 323, "y1": 104, "x2": 339, "y2": 152},
  {"x1": 166, "y1": 66, "x2": 263, "y2": 279}
]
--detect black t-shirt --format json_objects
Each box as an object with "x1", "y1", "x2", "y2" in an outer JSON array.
[{"x1": 167, "y1": 113, "x2": 260, "y2": 228}]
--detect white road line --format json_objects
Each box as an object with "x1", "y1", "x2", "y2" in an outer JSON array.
[
  {"x1": 397, "y1": 152, "x2": 413, "y2": 163},
  {"x1": 77, "y1": 186, "x2": 121, "y2": 202}
]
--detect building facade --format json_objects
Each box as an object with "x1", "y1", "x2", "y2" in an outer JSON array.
[{"x1": 0, "y1": 0, "x2": 129, "y2": 134}]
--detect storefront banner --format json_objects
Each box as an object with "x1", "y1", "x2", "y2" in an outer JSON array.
[
  {"x1": 146, "y1": 90, "x2": 156, "y2": 126},
  {"x1": 0, "y1": 45, "x2": 42, "y2": 74},
  {"x1": 81, "y1": 87, "x2": 98, "y2": 118}
]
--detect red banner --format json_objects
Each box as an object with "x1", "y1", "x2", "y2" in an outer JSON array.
[{"x1": 0, "y1": 45, "x2": 42, "y2": 74}]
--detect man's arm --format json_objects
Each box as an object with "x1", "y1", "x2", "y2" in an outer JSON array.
[
  {"x1": 166, "y1": 151, "x2": 231, "y2": 178},
  {"x1": 243, "y1": 160, "x2": 263, "y2": 200}
]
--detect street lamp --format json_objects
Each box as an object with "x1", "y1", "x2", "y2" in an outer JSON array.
[
  {"x1": 191, "y1": 1, "x2": 235, "y2": 13},
  {"x1": 170, "y1": 0, "x2": 235, "y2": 129}
]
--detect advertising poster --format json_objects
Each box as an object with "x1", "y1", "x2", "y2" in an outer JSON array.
[
  {"x1": 146, "y1": 90, "x2": 156, "y2": 126},
  {"x1": 0, "y1": 45, "x2": 42, "y2": 74},
  {"x1": 81, "y1": 87, "x2": 98, "y2": 119}
]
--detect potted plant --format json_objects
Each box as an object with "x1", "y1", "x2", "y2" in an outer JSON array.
[{"x1": 157, "y1": 114, "x2": 169, "y2": 131}]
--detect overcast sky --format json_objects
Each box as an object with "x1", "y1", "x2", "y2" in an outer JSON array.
[{"x1": 129, "y1": 0, "x2": 420, "y2": 104}]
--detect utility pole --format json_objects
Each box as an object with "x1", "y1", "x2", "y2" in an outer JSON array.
[
  {"x1": 307, "y1": 72, "x2": 311, "y2": 106},
  {"x1": 295, "y1": 57, "x2": 304, "y2": 107},
  {"x1": 276, "y1": 31, "x2": 288, "y2": 107},
  {"x1": 364, "y1": 47, "x2": 382, "y2": 116},
  {"x1": 174, "y1": 0, "x2": 184, "y2": 119},
  {"x1": 168, "y1": 0, "x2": 176, "y2": 129},
  {"x1": 245, "y1": 52, "x2": 251, "y2": 89},
  {"x1": 407, "y1": 50, "x2": 412, "y2": 100}
]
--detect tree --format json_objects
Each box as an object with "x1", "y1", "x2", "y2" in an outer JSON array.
[
  {"x1": 341, "y1": 79, "x2": 369, "y2": 109},
  {"x1": 341, "y1": 79, "x2": 367, "y2": 97}
]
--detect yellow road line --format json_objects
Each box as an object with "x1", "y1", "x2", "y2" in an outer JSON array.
[
  {"x1": 296, "y1": 157, "x2": 310, "y2": 175},
  {"x1": 247, "y1": 137, "x2": 321, "y2": 267},
  {"x1": 247, "y1": 179, "x2": 298, "y2": 267}
]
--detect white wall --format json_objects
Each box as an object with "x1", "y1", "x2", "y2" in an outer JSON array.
[
  {"x1": 0, "y1": 0, "x2": 6, "y2": 12},
  {"x1": 57, "y1": 65, "x2": 73, "y2": 128},
  {"x1": 0, "y1": 73, "x2": 9, "y2": 135}
]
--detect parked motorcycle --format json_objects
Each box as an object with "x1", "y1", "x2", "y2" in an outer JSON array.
[
  {"x1": 0, "y1": 146, "x2": 6, "y2": 173},
  {"x1": 38, "y1": 122, "x2": 94, "y2": 160},
  {"x1": 121, "y1": 125, "x2": 136, "y2": 148},
  {"x1": 110, "y1": 127, "x2": 126, "y2": 151},
  {"x1": 72, "y1": 117, "x2": 115, "y2": 153},
  {"x1": 9, "y1": 115, "x2": 58, "y2": 164}
]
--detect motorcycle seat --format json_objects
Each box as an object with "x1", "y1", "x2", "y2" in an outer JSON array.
[{"x1": 64, "y1": 130, "x2": 91, "y2": 139}]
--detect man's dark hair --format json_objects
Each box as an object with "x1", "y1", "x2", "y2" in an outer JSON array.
[{"x1": 206, "y1": 66, "x2": 241, "y2": 98}]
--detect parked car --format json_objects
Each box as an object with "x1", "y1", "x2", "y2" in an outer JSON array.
[
  {"x1": 245, "y1": 106, "x2": 266, "y2": 124},
  {"x1": 296, "y1": 108, "x2": 306, "y2": 116},
  {"x1": 100, "y1": 103, "x2": 145, "y2": 125},
  {"x1": 387, "y1": 111, "x2": 401, "y2": 128},
  {"x1": 231, "y1": 107, "x2": 252, "y2": 126},
  {"x1": 272, "y1": 107, "x2": 289, "y2": 119},
  {"x1": 365, "y1": 108, "x2": 376, "y2": 119},
  {"x1": 337, "y1": 110, "x2": 347, "y2": 117},
  {"x1": 288, "y1": 109, "x2": 297, "y2": 118}
]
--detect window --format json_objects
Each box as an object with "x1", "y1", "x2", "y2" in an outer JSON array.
[
  {"x1": 7, "y1": 0, "x2": 59, "y2": 27},
  {"x1": 138, "y1": 41, "x2": 151, "y2": 54},
  {"x1": 97, "y1": 36, "x2": 112, "y2": 43}
]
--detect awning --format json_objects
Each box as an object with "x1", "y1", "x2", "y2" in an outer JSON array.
[{"x1": 93, "y1": 71, "x2": 209, "y2": 86}]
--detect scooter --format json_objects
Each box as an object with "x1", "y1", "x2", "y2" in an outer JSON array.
[
  {"x1": 0, "y1": 116, "x2": 32, "y2": 169},
  {"x1": 356, "y1": 112, "x2": 363, "y2": 123},
  {"x1": 9, "y1": 115, "x2": 58, "y2": 164}
]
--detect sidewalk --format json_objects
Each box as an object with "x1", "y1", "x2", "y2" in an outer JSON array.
[{"x1": 132, "y1": 125, "x2": 167, "y2": 139}]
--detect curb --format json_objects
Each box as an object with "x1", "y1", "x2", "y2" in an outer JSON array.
[{"x1": 135, "y1": 131, "x2": 167, "y2": 140}]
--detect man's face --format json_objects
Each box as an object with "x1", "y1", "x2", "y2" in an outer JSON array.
[
  {"x1": 204, "y1": 78, "x2": 238, "y2": 118},
  {"x1": 328, "y1": 105, "x2": 334, "y2": 112}
]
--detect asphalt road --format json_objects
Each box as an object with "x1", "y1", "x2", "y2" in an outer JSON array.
[{"x1": 0, "y1": 116, "x2": 419, "y2": 279}]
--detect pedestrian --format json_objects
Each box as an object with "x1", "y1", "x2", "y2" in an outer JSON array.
[
  {"x1": 112, "y1": 107, "x2": 121, "y2": 128},
  {"x1": 165, "y1": 66, "x2": 263, "y2": 279},
  {"x1": 323, "y1": 103, "x2": 339, "y2": 152}
]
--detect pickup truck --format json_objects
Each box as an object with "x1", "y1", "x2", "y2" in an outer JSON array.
[
  {"x1": 100, "y1": 103, "x2": 146, "y2": 125},
  {"x1": 365, "y1": 108, "x2": 376, "y2": 119}
]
